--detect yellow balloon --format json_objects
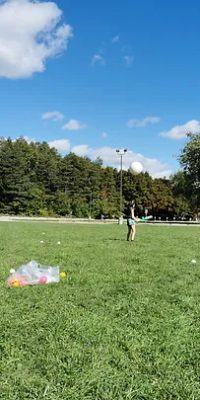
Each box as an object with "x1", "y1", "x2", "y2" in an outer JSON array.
[
  {"x1": 12, "y1": 280, "x2": 20, "y2": 288},
  {"x1": 60, "y1": 272, "x2": 66, "y2": 279}
]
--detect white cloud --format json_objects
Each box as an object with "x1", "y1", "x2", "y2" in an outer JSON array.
[
  {"x1": 0, "y1": 0, "x2": 73, "y2": 78},
  {"x1": 42, "y1": 111, "x2": 64, "y2": 122},
  {"x1": 48, "y1": 139, "x2": 70, "y2": 153},
  {"x1": 160, "y1": 120, "x2": 200, "y2": 139},
  {"x1": 111, "y1": 35, "x2": 119, "y2": 43},
  {"x1": 12, "y1": 135, "x2": 35, "y2": 143},
  {"x1": 71, "y1": 144, "x2": 89, "y2": 157},
  {"x1": 127, "y1": 116, "x2": 160, "y2": 128},
  {"x1": 91, "y1": 54, "x2": 105, "y2": 66},
  {"x1": 15, "y1": 133, "x2": 172, "y2": 177},
  {"x1": 71, "y1": 145, "x2": 172, "y2": 178},
  {"x1": 62, "y1": 119, "x2": 86, "y2": 131},
  {"x1": 124, "y1": 55, "x2": 134, "y2": 66},
  {"x1": 22, "y1": 135, "x2": 35, "y2": 143},
  {"x1": 101, "y1": 132, "x2": 108, "y2": 138}
]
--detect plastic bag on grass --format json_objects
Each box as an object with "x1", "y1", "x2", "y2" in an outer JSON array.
[{"x1": 7, "y1": 260, "x2": 60, "y2": 288}]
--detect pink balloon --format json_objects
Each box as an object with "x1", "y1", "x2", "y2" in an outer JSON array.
[
  {"x1": 19, "y1": 279, "x2": 28, "y2": 287},
  {"x1": 39, "y1": 276, "x2": 47, "y2": 285}
]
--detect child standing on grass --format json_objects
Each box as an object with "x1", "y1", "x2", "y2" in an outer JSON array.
[{"x1": 127, "y1": 201, "x2": 140, "y2": 241}]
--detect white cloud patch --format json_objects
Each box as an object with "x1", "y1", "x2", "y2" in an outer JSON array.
[
  {"x1": 62, "y1": 119, "x2": 86, "y2": 131},
  {"x1": 18, "y1": 134, "x2": 172, "y2": 177},
  {"x1": 12, "y1": 135, "x2": 35, "y2": 143},
  {"x1": 22, "y1": 135, "x2": 35, "y2": 143},
  {"x1": 101, "y1": 132, "x2": 108, "y2": 138},
  {"x1": 42, "y1": 111, "x2": 64, "y2": 121},
  {"x1": 91, "y1": 54, "x2": 105, "y2": 66},
  {"x1": 160, "y1": 120, "x2": 200, "y2": 139},
  {"x1": 0, "y1": 0, "x2": 73, "y2": 79},
  {"x1": 127, "y1": 116, "x2": 160, "y2": 128},
  {"x1": 71, "y1": 144, "x2": 89, "y2": 157},
  {"x1": 111, "y1": 35, "x2": 119, "y2": 43},
  {"x1": 71, "y1": 145, "x2": 172, "y2": 178},
  {"x1": 48, "y1": 139, "x2": 70, "y2": 153},
  {"x1": 124, "y1": 55, "x2": 134, "y2": 66}
]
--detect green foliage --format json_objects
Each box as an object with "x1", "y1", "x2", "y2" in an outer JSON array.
[
  {"x1": 123, "y1": 171, "x2": 154, "y2": 214},
  {"x1": 179, "y1": 133, "x2": 200, "y2": 215},
  {"x1": 53, "y1": 191, "x2": 71, "y2": 216},
  {"x1": 0, "y1": 136, "x2": 196, "y2": 218},
  {"x1": 179, "y1": 133, "x2": 200, "y2": 181},
  {"x1": 100, "y1": 167, "x2": 119, "y2": 217},
  {"x1": 0, "y1": 222, "x2": 200, "y2": 399},
  {"x1": 171, "y1": 171, "x2": 192, "y2": 217},
  {"x1": 151, "y1": 178, "x2": 175, "y2": 217}
]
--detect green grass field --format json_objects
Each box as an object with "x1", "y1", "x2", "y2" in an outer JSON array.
[{"x1": 0, "y1": 222, "x2": 200, "y2": 400}]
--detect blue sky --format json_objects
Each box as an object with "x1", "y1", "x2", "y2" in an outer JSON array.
[{"x1": 0, "y1": 0, "x2": 200, "y2": 177}]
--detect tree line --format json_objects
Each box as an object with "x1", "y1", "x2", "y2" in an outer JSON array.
[{"x1": 0, "y1": 134, "x2": 199, "y2": 219}]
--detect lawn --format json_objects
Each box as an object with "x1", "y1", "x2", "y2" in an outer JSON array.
[{"x1": 0, "y1": 222, "x2": 200, "y2": 400}]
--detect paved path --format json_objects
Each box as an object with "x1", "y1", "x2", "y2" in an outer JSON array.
[{"x1": 0, "y1": 216, "x2": 199, "y2": 226}]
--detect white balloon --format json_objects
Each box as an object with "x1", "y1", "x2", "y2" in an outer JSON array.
[
  {"x1": 10, "y1": 268, "x2": 16, "y2": 274},
  {"x1": 129, "y1": 161, "x2": 143, "y2": 175}
]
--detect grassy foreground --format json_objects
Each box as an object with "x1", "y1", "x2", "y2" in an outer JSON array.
[{"x1": 0, "y1": 222, "x2": 200, "y2": 400}]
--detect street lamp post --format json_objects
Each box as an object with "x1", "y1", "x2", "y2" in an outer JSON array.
[{"x1": 116, "y1": 148, "x2": 127, "y2": 224}]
